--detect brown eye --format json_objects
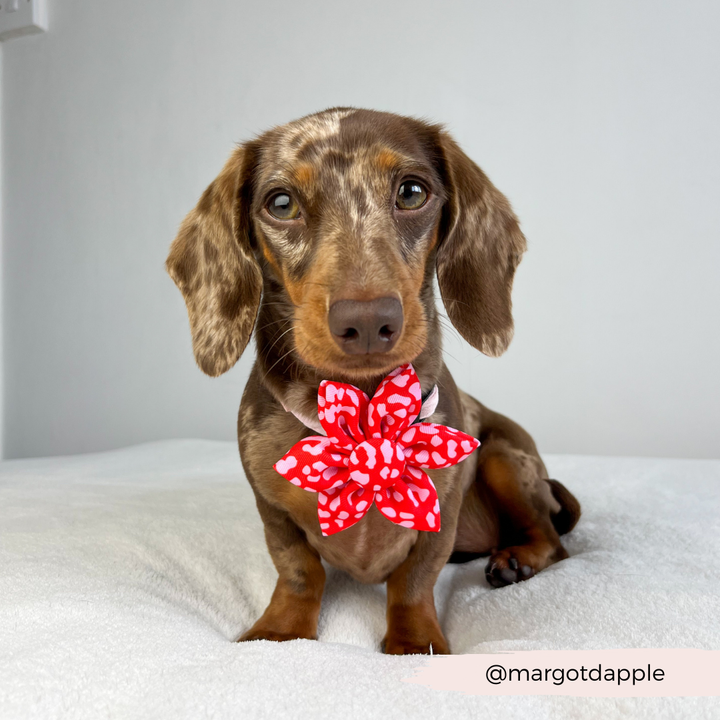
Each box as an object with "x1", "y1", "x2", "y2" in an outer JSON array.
[
  {"x1": 267, "y1": 193, "x2": 300, "y2": 220},
  {"x1": 396, "y1": 181, "x2": 427, "y2": 210}
]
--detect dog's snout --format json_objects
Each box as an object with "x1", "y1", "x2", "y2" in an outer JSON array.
[{"x1": 328, "y1": 297, "x2": 403, "y2": 355}]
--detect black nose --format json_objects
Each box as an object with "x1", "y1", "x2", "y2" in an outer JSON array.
[{"x1": 328, "y1": 297, "x2": 404, "y2": 355}]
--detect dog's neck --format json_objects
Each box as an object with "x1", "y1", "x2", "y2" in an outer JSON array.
[{"x1": 259, "y1": 339, "x2": 445, "y2": 431}]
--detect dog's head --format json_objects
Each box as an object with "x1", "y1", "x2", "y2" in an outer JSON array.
[{"x1": 167, "y1": 108, "x2": 526, "y2": 381}]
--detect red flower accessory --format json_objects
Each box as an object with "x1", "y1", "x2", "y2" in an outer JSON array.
[{"x1": 274, "y1": 364, "x2": 479, "y2": 536}]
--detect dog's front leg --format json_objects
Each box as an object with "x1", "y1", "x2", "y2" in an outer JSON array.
[
  {"x1": 382, "y1": 480, "x2": 463, "y2": 656},
  {"x1": 239, "y1": 492, "x2": 325, "y2": 643}
]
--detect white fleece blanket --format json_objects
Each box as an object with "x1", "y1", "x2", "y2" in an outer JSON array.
[{"x1": 1, "y1": 440, "x2": 718, "y2": 719}]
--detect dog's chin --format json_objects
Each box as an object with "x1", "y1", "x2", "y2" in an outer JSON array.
[
  {"x1": 297, "y1": 344, "x2": 424, "y2": 384},
  {"x1": 323, "y1": 357, "x2": 411, "y2": 382}
]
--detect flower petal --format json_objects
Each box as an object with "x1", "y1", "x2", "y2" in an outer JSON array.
[
  {"x1": 318, "y1": 482, "x2": 373, "y2": 536},
  {"x1": 374, "y1": 471, "x2": 441, "y2": 532},
  {"x1": 318, "y1": 381, "x2": 369, "y2": 446},
  {"x1": 402, "y1": 424, "x2": 479, "y2": 469},
  {"x1": 366, "y1": 364, "x2": 422, "y2": 440},
  {"x1": 274, "y1": 436, "x2": 350, "y2": 492}
]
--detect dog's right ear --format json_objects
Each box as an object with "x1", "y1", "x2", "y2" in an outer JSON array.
[
  {"x1": 434, "y1": 132, "x2": 527, "y2": 357},
  {"x1": 166, "y1": 144, "x2": 262, "y2": 377}
]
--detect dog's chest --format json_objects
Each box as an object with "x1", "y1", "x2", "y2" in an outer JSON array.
[
  {"x1": 304, "y1": 505, "x2": 418, "y2": 585},
  {"x1": 240, "y1": 387, "x2": 464, "y2": 585},
  {"x1": 240, "y1": 422, "x2": 417, "y2": 584}
]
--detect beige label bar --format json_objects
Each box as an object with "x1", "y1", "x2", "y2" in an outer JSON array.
[{"x1": 404, "y1": 649, "x2": 720, "y2": 697}]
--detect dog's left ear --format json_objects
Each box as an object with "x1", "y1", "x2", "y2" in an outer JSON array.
[{"x1": 434, "y1": 132, "x2": 527, "y2": 357}]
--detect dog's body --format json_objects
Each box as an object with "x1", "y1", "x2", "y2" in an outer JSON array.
[{"x1": 167, "y1": 108, "x2": 580, "y2": 655}]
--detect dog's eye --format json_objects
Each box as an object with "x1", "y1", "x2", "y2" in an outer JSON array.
[
  {"x1": 267, "y1": 193, "x2": 300, "y2": 220},
  {"x1": 396, "y1": 181, "x2": 428, "y2": 210}
]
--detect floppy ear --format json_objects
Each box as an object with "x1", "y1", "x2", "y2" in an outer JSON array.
[
  {"x1": 166, "y1": 144, "x2": 262, "y2": 376},
  {"x1": 435, "y1": 132, "x2": 527, "y2": 357}
]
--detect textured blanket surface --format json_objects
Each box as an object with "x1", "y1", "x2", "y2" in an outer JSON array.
[{"x1": 1, "y1": 440, "x2": 718, "y2": 719}]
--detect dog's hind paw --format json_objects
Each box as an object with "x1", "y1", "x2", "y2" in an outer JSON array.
[{"x1": 485, "y1": 549, "x2": 537, "y2": 588}]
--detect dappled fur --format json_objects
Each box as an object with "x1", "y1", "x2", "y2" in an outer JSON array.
[
  {"x1": 167, "y1": 108, "x2": 580, "y2": 655},
  {"x1": 166, "y1": 144, "x2": 262, "y2": 376},
  {"x1": 435, "y1": 133, "x2": 527, "y2": 357}
]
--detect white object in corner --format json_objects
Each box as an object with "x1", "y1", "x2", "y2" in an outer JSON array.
[{"x1": 0, "y1": 0, "x2": 46, "y2": 41}]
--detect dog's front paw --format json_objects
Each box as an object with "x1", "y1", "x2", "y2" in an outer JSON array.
[
  {"x1": 382, "y1": 634, "x2": 450, "y2": 656},
  {"x1": 237, "y1": 611, "x2": 318, "y2": 644},
  {"x1": 237, "y1": 578, "x2": 323, "y2": 643},
  {"x1": 238, "y1": 626, "x2": 316, "y2": 643},
  {"x1": 382, "y1": 605, "x2": 450, "y2": 655}
]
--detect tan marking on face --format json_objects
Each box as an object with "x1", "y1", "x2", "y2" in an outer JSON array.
[
  {"x1": 375, "y1": 148, "x2": 403, "y2": 172},
  {"x1": 256, "y1": 213, "x2": 315, "y2": 279},
  {"x1": 282, "y1": 274, "x2": 310, "y2": 309},
  {"x1": 426, "y1": 223, "x2": 440, "y2": 254},
  {"x1": 257, "y1": 232, "x2": 286, "y2": 281},
  {"x1": 293, "y1": 163, "x2": 315, "y2": 188}
]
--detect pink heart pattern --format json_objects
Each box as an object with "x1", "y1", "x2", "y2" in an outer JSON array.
[{"x1": 274, "y1": 364, "x2": 480, "y2": 536}]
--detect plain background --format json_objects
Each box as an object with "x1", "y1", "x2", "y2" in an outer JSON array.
[{"x1": 1, "y1": 0, "x2": 719, "y2": 461}]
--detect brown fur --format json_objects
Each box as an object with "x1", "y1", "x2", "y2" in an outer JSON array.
[{"x1": 166, "y1": 108, "x2": 581, "y2": 655}]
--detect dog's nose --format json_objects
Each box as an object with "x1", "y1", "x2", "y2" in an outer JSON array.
[{"x1": 328, "y1": 297, "x2": 403, "y2": 355}]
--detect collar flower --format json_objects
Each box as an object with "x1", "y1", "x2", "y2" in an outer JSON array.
[{"x1": 274, "y1": 364, "x2": 479, "y2": 536}]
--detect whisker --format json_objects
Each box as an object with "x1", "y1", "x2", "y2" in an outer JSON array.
[
  {"x1": 263, "y1": 344, "x2": 298, "y2": 380},
  {"x1": 261, "y1": 326, "x2": 296, "y2": 361},
  {"x1": 260, "y1": 301, "x2": 298, "y2": 310},
  {"x1": 255, "y1": 317, "x2": 293, "y2": 333},
  {"x1": 436, "y1": 314, "x2": 464, "y2": 344}
]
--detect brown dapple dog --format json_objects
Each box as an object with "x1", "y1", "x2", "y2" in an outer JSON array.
[{"x1": 166, "y1": 107, "x2": 580, "y2": 655}]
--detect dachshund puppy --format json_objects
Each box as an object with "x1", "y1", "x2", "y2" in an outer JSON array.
[{"x1": 166, "y1": 107, "x2": 580, "y2": 655}]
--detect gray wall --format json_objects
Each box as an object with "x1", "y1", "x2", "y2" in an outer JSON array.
[
  {"x1": 2, "y1": 0, "x2": 719, "y2": 460},
  {"x1": 0, "y1": 46, "x2": 3, "y2": 460}
]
